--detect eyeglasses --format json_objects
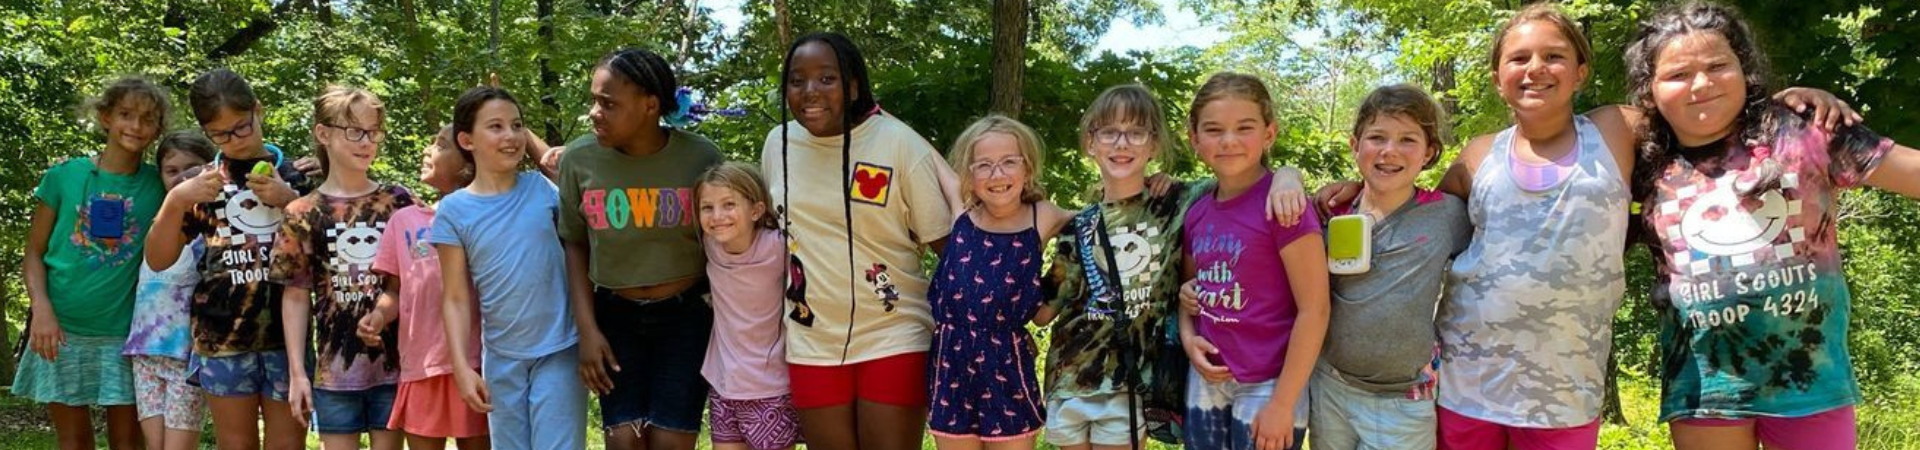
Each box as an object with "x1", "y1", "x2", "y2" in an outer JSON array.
[
  {"x1": 322, "y1": 124, "x2": 387, "y2": 143},
  {"x1": 1093, "y1": 128, "x2": 1153, "y2": 146},
  {"x1": 203, "y1": 114, "x2": 256, "y2": 145},
  {"x1": 969, "y1": 157, "x2": 1027, "y2": 177}
]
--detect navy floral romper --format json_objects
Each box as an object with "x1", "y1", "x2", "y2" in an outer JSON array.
[{"x1": 928, "y1": 206, "x2": 1047, "y2": 439}]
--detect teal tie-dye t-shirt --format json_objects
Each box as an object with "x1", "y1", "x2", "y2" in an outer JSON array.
[{"x1": 1643, "y1": 106, "x2": 1893, "y2": 421}]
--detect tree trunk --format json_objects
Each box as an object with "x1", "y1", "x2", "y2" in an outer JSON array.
[
  {"x1": 988, "y1": 0, "x2": 1028, "y2": 118},
  {"x1": 775, "y1": 0, "x2": 792, "y2": 46},
  {"x1": 1429, "y1": 56, "x2": 1460, "y2": 120},
  {"x1": 537, "y1": 0, "x2": 563, "y2": 143},
  {"x1": 0, "y1": 259, "x2": 17, "y2": 381},
  {"x1": 1603, "y1": 350, "x2": 1629, "y2": 425},
  {"x1": 680, "y1": 0, "x2": 700, "y2": 58}
]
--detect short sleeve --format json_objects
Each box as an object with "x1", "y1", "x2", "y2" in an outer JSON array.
[
  {"x1": 269, "y1": 198, "x2": 319, "y2": 289},
  {"x1": 1823, "y1": 122, "x2": 1894, "y2": 189},
  {"x1": 556, "y1": 140, "x2": 589, "y2": 244},
  {"x1": 1442, "y1": 195, "x2": 1473, "y2": 257},
  {"x1": 371, "y1": 210, "x2": 408, "y2": 278},
  {"x1": 427, "y1": 200, "x2": 465, "y2": 248},
  {"x1": 32, "y1": 162, "x2": 74, "y2": 209},
  {"x1": 1269, "y1": 199, "x2": 1323, "y2": 249},
  {"x1": 903, "y1": 146, "x2": 955, "y2": 244}
]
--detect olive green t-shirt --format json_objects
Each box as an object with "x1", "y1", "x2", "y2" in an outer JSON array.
[{"x1": 557, "y1": 129, "x2": 725, "y2": 288}]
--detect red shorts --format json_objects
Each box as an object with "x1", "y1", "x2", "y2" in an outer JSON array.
[{"x1": 788, "y1": 352, "x2": 928, "y2": 409}]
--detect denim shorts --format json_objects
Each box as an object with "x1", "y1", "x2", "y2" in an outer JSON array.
[
  {"x1": 189, "y1": 349, "x2": 290, "y2": 401},
  {"x1": 313, "y1": 384, "x2": 397, "y2": 434},
  {"x1": 593, "y1": 286, "x2": 713, "y2": 433}
]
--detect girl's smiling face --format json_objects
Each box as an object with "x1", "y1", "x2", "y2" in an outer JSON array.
[
  {"x1": 1494, "y1": 21, "x2": 1590, "y2": 116},
  {"x1": 458, "y1": 99, "x2": 527, "y2": 174},
  {"x1": 100, "y1": 97, "x2": 161, "y2": 158},
  {"x1": 698, "y1": 182, "x2": 765, "y2": 248},
  {"x1": 1351, "y1": 113, "x2": 1437, "y2": 196},
  {"x1": 966, "y1": 132, "x2": 1032, "y2": 210},
  {"x1": 785, "y1": 41, "x2": 851, "y2": 137},
  {"x1": 1190, "y1": 98, "x2": 1276, "y2": 180},
  {"x1": 160, "y1": 149, "x2": 210, "y2": 190},
  {"x1": 419, "y1": 132, "x2": 468, "y2": 195},
  {"x1": 1650, "y1": 31, "x2": 1748, "y2": 146},
  {"x1": 1085, "y1": 116, "x2": 1155, "y2": 182},
  {"x1": 315, "y1": 104, "x2": 382, "y2": 176}
]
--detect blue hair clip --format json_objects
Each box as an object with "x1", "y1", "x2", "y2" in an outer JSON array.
[{"x1": 663, "y1": 87, "x2": 747, "y2": 128}]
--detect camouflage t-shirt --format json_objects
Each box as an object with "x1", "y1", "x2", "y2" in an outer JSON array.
[
  {"x1": 1642, "y1": 107, "x2": 1890, "y2": 421},
  {"x1": 270, "y1": 184, "x2": 414, "y2": 390},
  {"x1": 1044, "y1": 181, "x2": 1196, "y2": 398}
]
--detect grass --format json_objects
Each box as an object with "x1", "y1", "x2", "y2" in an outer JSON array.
[{"x1": 5, "y1": 376, "x2": 1918, "y2": 449}]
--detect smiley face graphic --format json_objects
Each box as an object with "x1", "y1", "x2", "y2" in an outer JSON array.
[
  {"x1": 222, "y1": 190, "x2": 285, "y2": 237},
  {"x1": 328, "y1": 222, "x2": 384, "y2": 271},
  {"x1": 1680, "y1": 173, "x2": 1788, "y2": 256}
]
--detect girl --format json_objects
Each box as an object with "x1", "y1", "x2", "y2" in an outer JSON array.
[
  {"x1": 271, "y1": 86, "x2": 412, "y2": 450},
  {"x1": 358, "y1": 126, "x2": 490, "y2": 450},
  {"x1": 558, "y1": 47, "x2": 723, "y2": 450},
  {"x1": 927, "y1": 115, "x2": 1072, "y2": 450},
  {"x1": 1625, "y1": 3, "x2": 1920, "y2": 449},
  {"x1": 124, "y1": 131, "x2": 217, "y2": 450},
  {"x1": 696, "y1": 162, "x2": 801, "y2": 450},
  {"x1": 1305, "y1": 85, "x2": 1468, "y2": 450},
  {"x1": 1042, "y1": 84, "x2": 1192, "y2": 450},
  {"x1": 760, "y1": 31, "x2": 956, "y2": 450},
  {"x1": 1176, "y1": 73, "x2": 1329, "y2": 450},
  {"x1": 432, "y1": 86, "x2": 587, "y2": 450},
  {"x1": 146, "y1": 67, "x2": 308, "y2": 450},
  {"x1": 17, "y1": 76, "x2": 170, "y2": 450}
]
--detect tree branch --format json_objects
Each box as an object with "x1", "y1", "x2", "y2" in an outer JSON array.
[{"x1": 207, "y1": 0, "x2": 300, "y2": 60}]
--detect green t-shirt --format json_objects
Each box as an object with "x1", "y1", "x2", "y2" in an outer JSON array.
[
  {"x1": 34, "y1": 157, "x2": 165, "y2": 337},
  {"x1": 557, "y1": 129, "x2": 725, "y2": 288}
]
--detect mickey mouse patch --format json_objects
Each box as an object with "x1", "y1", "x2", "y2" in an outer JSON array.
[{"x1": 849, "y1": 162, "x2": 893, "y2": 206}]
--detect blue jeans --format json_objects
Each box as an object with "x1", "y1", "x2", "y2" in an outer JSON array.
[
  {"x1": 313, "y1": 384, "x2": 397, "y2": 434},
  {"x1": 592, "y1": 287, "x2": 712, "y2": 433}
]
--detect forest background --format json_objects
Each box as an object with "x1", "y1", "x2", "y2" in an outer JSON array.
[{"x1": 2, "y1": 0, "x2": 1917, "y2": 447}]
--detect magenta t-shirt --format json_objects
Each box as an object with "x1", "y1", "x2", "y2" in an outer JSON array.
[
  {"x1": 1183, "y1": 171, "x2": 1322, "y2": 383},
  {"x1": 371, "y1": 205, "x2": 482, "y2": 382}
]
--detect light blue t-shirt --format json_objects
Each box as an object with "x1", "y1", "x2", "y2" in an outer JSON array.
[{"x1": 428, "y1": 171, "x2": 577, "y2": 359}]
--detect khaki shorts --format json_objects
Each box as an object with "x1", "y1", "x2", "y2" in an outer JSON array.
[{"x1": 1044, "y1": 392, "x2": 1146, "y2": 446}]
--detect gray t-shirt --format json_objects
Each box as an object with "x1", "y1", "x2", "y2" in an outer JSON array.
[{"x1": 1321, "y1": 190, "x2": 1469, "y2": 394}]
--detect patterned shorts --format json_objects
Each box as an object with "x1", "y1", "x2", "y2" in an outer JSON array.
[
  {"x1": 131, "y1": 356, "x2": 207, "y2": 431},
  {"x1": 709, "y1": 392, "x2": 800, "y2": 449},
  {"x1": 188, "y1": 349, "x2": 290, "y2": 401}
]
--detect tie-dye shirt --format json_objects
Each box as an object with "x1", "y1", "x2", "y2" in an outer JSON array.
[
  {"x1": 180, "y1": 154, "x2": 305, "y2": 355},
  {"x1": 270, "y1": 184, "x2": 415, "y2": 390},
  {"x1": 124, "y1": 238, "x2": 203, "y2": 359},
  {"x1": 1641, "y1": 107, "x2": 1892, "y2": 421}
]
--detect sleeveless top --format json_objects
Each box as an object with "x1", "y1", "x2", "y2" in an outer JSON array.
[{"x1": 1438, "y1": 115, "x2": 1628, "y2": 428}]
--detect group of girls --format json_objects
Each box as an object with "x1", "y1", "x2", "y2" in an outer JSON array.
[{"x1": 14, "y1": 2, "x2": 1917, "y2": 450}]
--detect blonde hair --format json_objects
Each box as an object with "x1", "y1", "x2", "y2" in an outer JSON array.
[
  {"x1": 1489, "y1": 3, "x2": 1594, "y2": 71},
  {"x1": 310, "y1": 85, "x2": 386, "y2": 172},
  {"x1": 948, "y1": 114, "x2": 1048, "y2": 207},
  {"x1": 1352, "y1": 84, "x2": 1448, "y2": 170},
  {"x1": 694, "y1": 162, "x2": 778, "y2": 230},
  {"x1": 1079, "y1": 84, "x2": 1171, "y2": 157}
]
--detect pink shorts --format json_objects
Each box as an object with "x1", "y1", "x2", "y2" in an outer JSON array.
[
  {"x1": 387, "y1": 374, "x2": 489, "y2": 439},
  {"x1": 1671, "y1": 406, "x2": 1856, "y2": 450},
  {"x1": 1439, "y1": 407, "x2": 1599, "y2": 450}
]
